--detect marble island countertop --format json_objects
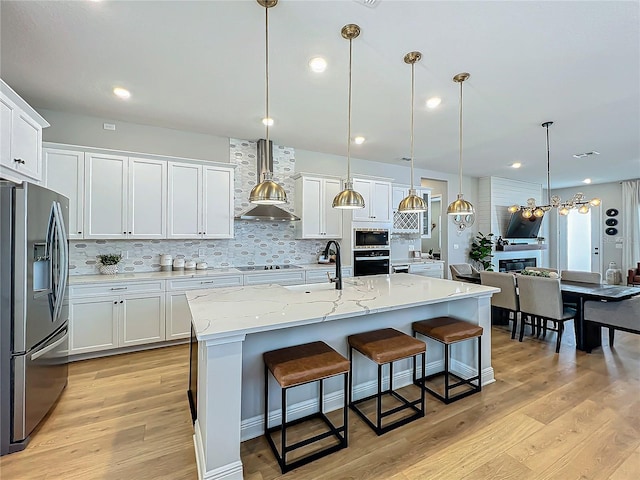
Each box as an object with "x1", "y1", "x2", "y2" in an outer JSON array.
[
  {"x1": 68, "y1": 263, "x2": 347, "y2": 285},
  {"x1": 187, "y1": 273, "x2": 498, "y2": 341}
]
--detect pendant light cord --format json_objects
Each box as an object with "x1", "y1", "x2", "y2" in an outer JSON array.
[
  {"x1": 264, "y1": 4, "x2": 270, "y2": 178},
  {"x1": 347, "y1": 37, "x2": 353, "y2": 181},
  {"x1": 458, "y1": 79, "x2": 463, "y2": 195},
  {"x1": 410, "y1": 62, "x2": 415, "y2": 189},
  {"x1": 545, "y1": 123, "x2": 551, "y2": 205}
]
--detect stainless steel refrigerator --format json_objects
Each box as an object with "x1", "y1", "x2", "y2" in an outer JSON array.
[{"x1": 0, "y1": 181, "x2": 69, "y2": 455}]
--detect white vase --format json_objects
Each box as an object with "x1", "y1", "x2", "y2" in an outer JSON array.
[
  {"x1": 99, "y1": 264, "x2": 118, "y2": 275},
  {"x1": 605, "y1": 262, "x2": 622, "y2": 285}
]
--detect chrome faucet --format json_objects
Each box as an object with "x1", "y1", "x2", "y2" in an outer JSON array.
[{"x1": 323, "y1": 240, "x2": 342, "y2": 290}]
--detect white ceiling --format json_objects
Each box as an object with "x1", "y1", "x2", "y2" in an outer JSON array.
[{"x1": 1, "y1": 0, "x2": 638, "y2": 189}]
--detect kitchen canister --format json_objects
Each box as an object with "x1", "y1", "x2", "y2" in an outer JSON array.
[
  {"x1": 172, "y1": 258, "x2": 185, "y2": 271},
  {"x1": 160, "y1": 254, "x2": 173, "y2": 272},
  {"x1": 184, "y1": 260, "x2": 196, "y2": 270},
  {"x1": 605, "y1": 262, "x2": 622, "y2": 285},
  {"x1": 196, "y1": 262, "x2": 208, "y2": 270}
]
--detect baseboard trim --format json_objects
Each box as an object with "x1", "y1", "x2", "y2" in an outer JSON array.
[
  {"x1": 68, "y1": 338, "x2": 188, "y2": 362},
  {"x1": 194, "y1": 420, "x2": 243, "y2": 480}
]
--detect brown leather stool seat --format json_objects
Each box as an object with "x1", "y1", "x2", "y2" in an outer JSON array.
[
  {"x1": 263, "y1": 341, "x2": 349, "y2": 474},
  {"x1": 412, "y1": 316, "x2": 483, "y2": 404},
  {"x1": 347, "y1": 328, "x2": 426, "y2": 435}
]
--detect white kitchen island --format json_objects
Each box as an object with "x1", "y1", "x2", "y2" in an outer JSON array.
[{"x1": 187, "y1": 274, "x2": 498, "y2": 480}]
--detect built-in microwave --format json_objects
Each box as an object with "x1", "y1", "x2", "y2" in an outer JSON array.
[{"x1": 354, "y1": 228, "x2": 390, "y2": 249}]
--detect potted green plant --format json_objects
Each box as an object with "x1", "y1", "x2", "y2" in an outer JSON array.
[
  {"x1": 97, "y1": 254, "x2": 122, "y2": 275},
  {"x1": 469, "y1": 232, "x2": 494, "y2": 271}
]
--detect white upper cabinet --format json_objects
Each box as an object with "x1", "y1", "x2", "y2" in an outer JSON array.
[
  {"x1": 43, "y1": 147, "x2": 85, "y2": 239},
  {"x1": 84, "y1": 153, "x2": 128, "y2": 239},
  {"x1": 0, "y1": 80, "x2": 49, "y2": 183},
  {"x1": 84, "y1": 153, "x2": 167, "y2": 239},
  {"x1": 294, "y1": 174, "x2": 343, "y2": 239},
  {"x1": 202, "y1": 165, "x2": 234, "y2": 238},
  {"x1": 352, "y1": 178, "x2": 392, "y2": 223},
  {"x1": 167, "y1": 161, "x2": 234, "y2": 239},
  {"x1": 128, "y1": 157, "x2": 167, "y2": 239},
  {"x1": 391, "y1": 185, "x2": 420, "y2": 233},
  {"x1": 418, "y1": 188, "x2": 432, "y2": 238}
]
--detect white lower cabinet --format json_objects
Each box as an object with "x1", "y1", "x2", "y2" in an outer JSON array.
[
  {"x1": 69, "y1": 281, "x2": 166, "y2": 356},
  {"x1": 165, "y1": 275, "x2": 244, "y2": 340},
  {"x1": 119, "y1": 293, "x2": 165, "y2": 347},
  {"x1": 408, "y1": 262, "x2": 444, "y2": 279},
  {"x1": 70, "y1": 297, "x2": 118, "y2": 354}
]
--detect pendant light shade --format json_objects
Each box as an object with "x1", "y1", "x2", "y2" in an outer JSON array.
[
  {"x1": 250, "y1": 0, "x2": 287, "y2": 205},
  {"x1": 332, "y1": 24, "x2": 365, "y2": 210},
  {"x1": 447, "y1": 72, "x2": 475, "y2": 231},
  {"x1": 398, "y1": 51, "x2": 427, "y2": 213}
]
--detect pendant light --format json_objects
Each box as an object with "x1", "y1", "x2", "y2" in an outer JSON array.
[
  {"x1": 249, "y1": 0, "x2": 287, "y2": 205},
  {"x1": 398, "y1": 52, "x2": 427, "y2": 213},
  {"x1": 332, "y1": 24, "x2": 365, "y2": 210},
  {"x1": 447, "y1": 72, "x2": 475, "y2": 231},
  {"x1": 508, "y1": 121, "x2": 601, "y2": 217}
]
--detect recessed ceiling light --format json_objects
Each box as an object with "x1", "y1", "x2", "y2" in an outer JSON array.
[
  {"x1": 354, "y1": 136, "x2": 365, "y2": 145},
  {"x1": 262, "y1": 117, "x2": 274, "y2": 126},
  {"x1": 113, "y1": 87, "x2": 131, "y2": 100},
  {"x1": 583, "y1": 178, "x2": 592, "y2": 184},
  {"x1": 308, "y1": 57, "x2": 327, "y2": 73},
  {"x1": 511, "y1": 162, "x2": 522, "y2": 169},
  {"x1": 426, "y1": 97, "x2": 442, "y2": 109}
]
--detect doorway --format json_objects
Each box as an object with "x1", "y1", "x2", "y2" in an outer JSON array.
[{"x1": 557, "y1": 208, "x2": 602, "y2": 273}]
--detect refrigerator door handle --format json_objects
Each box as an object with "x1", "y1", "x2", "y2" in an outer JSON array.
[
  {"x1": 54, "y1": 202, "x2": 69, "y2": 319},
  {"x1": 50, "y1": 203, "x2": 66, "y2": 324},
  {"x1": 45, "y1": 203, "x2": 58, "y2": 320},
  {"x1": 30, "y1": 329, "x2": 68, "y2": 361}
]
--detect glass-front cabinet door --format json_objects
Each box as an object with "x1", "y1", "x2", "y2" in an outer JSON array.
[{"x1": 419, "y1": 189, "x2": 432, "y2": 238}]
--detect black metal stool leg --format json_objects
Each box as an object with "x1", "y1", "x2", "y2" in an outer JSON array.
[
  {"x1": 444, "y1": 343, "x2": 450, "y2": 403},
  {"x1": 281, "y1": 387, "x2": 287, "y2": 468}
]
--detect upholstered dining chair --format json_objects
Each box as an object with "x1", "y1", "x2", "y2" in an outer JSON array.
[
  {"x1": 450, "y1": 263, "x2": 480, "y2": 282},
  {"x1": 517, "y1": 275, "x2": 576, "y2": 353},
  {"x1": 560, "y1": 270, "x2": 602, "y2": 284},
  {"x1": 480, "y1": 271, "x2": 520, "y2": 339}
]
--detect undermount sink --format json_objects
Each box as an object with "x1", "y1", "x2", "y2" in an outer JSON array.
[{"x1": 284, "y1": 283, "x2": 340, "y2": 293}]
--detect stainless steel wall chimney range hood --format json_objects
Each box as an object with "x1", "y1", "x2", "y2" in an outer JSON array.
[{"x1": 235, "y1": 139, "x2": 299, "y2": 222}]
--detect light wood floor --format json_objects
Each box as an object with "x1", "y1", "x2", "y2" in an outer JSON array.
[{"x1": 1, "y1": 326, "x2": 638, "y2": 480}]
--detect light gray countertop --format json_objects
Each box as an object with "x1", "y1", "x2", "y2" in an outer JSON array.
[{"x1": 68, "y1": 263, "x2": 349, "y2": 285}]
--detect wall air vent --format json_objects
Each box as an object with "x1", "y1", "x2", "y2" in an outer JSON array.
[
  {"x1": 353, "y1": 0, "x2": 380, "y2": 8},
  {"x1": 572, "y1": 151, "x2": 600, "y2": 159}
]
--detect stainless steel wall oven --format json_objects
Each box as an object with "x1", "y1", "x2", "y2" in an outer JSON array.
[{"x1": 353, "y1": 249, "x2": 390, "y2": 276}]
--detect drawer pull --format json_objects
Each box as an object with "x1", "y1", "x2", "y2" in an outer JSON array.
[
  {"x1": 200, "y1": 281, "x2": 215, "y2": 284},
  {"x1": 13, "y1": 158, "x2": 25, "y2": 164},
  {"x1": 110, "y1": 287, "x2": 128, "y2": 291}
]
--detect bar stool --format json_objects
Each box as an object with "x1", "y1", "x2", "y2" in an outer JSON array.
[
  {"x1": 348, "y1": 328, "x2": 426, "y2": 435},
  {"x1": 412, "y1": 316, "x2": 482, "y2": 404},
  {"x1": 263, "y1": 341, "x2": 349, "y2": 474}
]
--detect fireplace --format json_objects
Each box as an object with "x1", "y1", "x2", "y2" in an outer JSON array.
[{"x1": 499, "y1": 258, "x2": 536, "y2": 273}]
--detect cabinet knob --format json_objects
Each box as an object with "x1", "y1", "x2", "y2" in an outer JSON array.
[
  {"x1": 114, "y1": 301, "x2": 117, "y2": 304},
  {"x1": 77, "y1": 231, "x2": 82, "y2": 234},
  {"x1": 123, "y1": 231, "x2": 126, "y2": 234},
  {"x1": 128, "y1": 232, "x2": 132, "y2": 235},
  {"x1": 13, "y1": 158, "x2": 25, "y2": 164},
  {"x1": 120, "y1": 300, "x2": 124, "y2": 304}
]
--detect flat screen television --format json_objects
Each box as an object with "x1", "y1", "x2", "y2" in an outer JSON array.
[{"x1": 504, "y1": 212, "x2": 543, "y2": 239}]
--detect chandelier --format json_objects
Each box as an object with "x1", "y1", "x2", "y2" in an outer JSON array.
[{"x1": 508, "y1": 121, "x2": 600, "y2": 217}]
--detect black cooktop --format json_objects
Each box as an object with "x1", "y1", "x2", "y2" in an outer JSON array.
[{"x1": 235, "y1": 265, "x2": 301, "y2": 272}]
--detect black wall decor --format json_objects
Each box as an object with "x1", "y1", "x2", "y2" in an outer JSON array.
[
  {"x1": 606, "y1": 208, "x2": 619, "y2": 217},
  {"x1": 606, "y1": 227, "x2": 618, "y2": 236},
  {"x1": 605, "y1": 218, "x2": 618, "y2": 226}
]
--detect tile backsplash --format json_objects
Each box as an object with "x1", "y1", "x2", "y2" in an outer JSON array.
[{"x1": 69, "y1": 139, "x2": 326, "y2": 275}]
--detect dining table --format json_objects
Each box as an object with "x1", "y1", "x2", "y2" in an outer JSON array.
[{"x1": 560, "y1": 281, "x2": 640, "y2": 352}]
